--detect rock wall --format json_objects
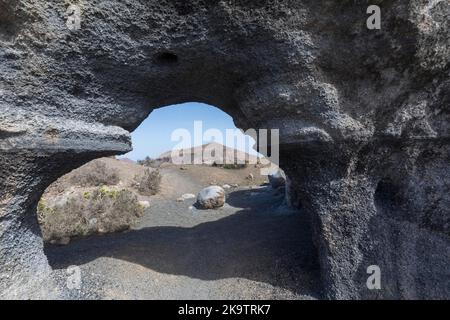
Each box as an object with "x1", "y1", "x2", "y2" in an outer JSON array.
[{"x1": 0, "y1": 0, "x2": 449, "y2": 299}]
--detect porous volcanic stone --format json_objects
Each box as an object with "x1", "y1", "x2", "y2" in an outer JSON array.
[{"x1": 0, "y1": 0, "x2": 449, "y2": 299}]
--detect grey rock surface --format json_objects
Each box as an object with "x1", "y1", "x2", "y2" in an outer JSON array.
[{"x1": 0, "y1": 0, "x2": 449, "y2": 299}]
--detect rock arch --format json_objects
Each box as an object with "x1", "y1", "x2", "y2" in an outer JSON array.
[{"x1": 0, "y1": 0, "x2": 449, "y2": 299}]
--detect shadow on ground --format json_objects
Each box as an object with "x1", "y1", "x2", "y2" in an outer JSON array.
[{"x1": 45, "y1": 188, "x2": 322, "y2": 298}]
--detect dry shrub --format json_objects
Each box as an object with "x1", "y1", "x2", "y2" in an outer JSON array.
[
  {"x1": 70, "y1": 160, "x2": 119, "y2": 187},
  {"x1": 222, "y1": 163, "x2": 248, "y2": 169},
  {"x1": 38, "y1": 187, "x2": 144, "y2": 243},
  {"x1": 133, "y1": 169, "x2": 161, "y2": 196},
  {"x1": 212, "y1": 161, "x2": 248, "y2": 169},
  {"x1": 138, "y1": 156, "x2": 171, "y2": 168}
]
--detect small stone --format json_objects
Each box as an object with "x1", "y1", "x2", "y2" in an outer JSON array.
[
  {"x1": 88, "y1": 218, "x2": 98, "y2": 227},
  {"x1": 177, "y1": 193, "x2": 196, "y2": 202},
  {"x1": 51, "y1": 237, "x2": 71, "y2": 246},
  {"x1": 139, "y1": 200, "x2": 150, "y2": 208}
]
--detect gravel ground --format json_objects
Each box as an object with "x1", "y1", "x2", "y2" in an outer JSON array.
[{"x1": 45, "y1": 166, "x2": 321, "y2": 300}]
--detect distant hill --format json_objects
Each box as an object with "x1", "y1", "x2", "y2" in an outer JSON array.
[{"x1": 158, "y1": 142, "x2": 262, "y2": 165}]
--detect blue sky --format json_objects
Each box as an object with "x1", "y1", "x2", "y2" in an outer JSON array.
[{"x1": 120, "y1": 102, "x2": 258, "y2": 161}]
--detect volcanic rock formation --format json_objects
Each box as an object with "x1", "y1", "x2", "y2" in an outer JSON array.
[{"x1": 0, "y1": 0, "x2": 449, "y2": 299}]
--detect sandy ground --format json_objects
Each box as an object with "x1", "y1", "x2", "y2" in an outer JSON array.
[{"x1": 44, "y1": 164, "x2": 321, "y2": 300}]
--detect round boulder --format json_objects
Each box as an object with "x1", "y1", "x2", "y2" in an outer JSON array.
[{"x1": 196, "y1": 186, "x2": 226, "y2": 209}]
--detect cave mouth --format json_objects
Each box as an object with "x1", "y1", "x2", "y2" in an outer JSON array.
[{"x1": 38, "y1": 102, "x2": 319, "y2": 299}]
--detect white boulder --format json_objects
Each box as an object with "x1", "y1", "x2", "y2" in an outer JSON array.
[{"x1": 196, "y1": 186, "x2": 226, "y2": 209}]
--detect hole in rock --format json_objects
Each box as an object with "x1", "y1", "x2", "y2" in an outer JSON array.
[
  {"x1": 154, "y1": 52, "x2": 179, "y2": 65},
  {"x1": 374, "y1": 177, "x2": 406, "y2": 220},
  {"x1": 40, "y1": 102, "x2": 320, "y2": 299}
]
